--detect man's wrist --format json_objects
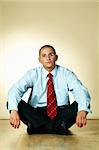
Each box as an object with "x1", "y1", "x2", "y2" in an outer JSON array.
[
  {"x1": 10, "y1": 110, "x2": 18, "y2": 114},
  {"x1": 78, "y1": 110, "x2": 87, "y2": 113}
]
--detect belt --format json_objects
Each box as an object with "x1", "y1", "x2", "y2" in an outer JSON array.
[{"x1": 36, "y1": 105, "x2": 68, "y2": 110}]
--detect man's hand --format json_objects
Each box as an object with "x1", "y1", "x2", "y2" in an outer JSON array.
[
  {"x1": 76, "y1": 110, "x2": 87, "y2": 128},
  {"x1": 10, "y1": 110, "x2": 20, "y2": 128}
]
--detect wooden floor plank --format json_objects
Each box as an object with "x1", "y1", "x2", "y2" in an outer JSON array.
[{"x1": 0, "y1": 120, "x2": 99, "y2": 150}]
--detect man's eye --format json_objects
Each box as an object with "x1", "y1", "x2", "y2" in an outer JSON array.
[
  {"x1": 42, "y1": 55, "x2": 46, "y2": 57},
  {"x1": 50, "y1": 54, "x2": 54, "y2": 56}
]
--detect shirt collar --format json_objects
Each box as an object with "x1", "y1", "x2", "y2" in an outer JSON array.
[{"x1": 42, "y1": 65, "x2": 58, "y2": 78}]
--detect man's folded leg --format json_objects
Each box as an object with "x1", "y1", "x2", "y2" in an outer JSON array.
[
  {"x1": 52, "y1": 101, "x2": 78, "y2": 132},
  {"x1": 38, "y1": 101, "x2": 77, "y2": 135},
  {"x1": 61, "y1": 101, "x2": 78, "y2": 129},
  {"x1": 18, "y1": 100, "x2": 78, "y2": 135},
  {"x1": 30, "y1": 101, "x2": 78, "y2": 135},
  {"x1": 18, "y1": 100, "x2": 47, "y2": 133}
]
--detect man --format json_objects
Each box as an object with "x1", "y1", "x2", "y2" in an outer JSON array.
[{"x1": 7, "y1": 45, "x2": 91, "y2": 135}]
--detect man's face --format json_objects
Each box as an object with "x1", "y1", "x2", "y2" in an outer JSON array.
[{"x1": 39, "y1": 47, "x2": 58, "y2": 71}]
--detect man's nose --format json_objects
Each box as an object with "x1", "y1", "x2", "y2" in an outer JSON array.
[{"x1": 46, "y1": 55, "x2": 50, "y2": 60}]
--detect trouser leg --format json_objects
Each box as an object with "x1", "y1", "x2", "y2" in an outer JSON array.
[
  {"x1": 53, "y1": 101, "x2": 78, "y2": 130},
  {"x1": 18, "y1": 100, "x2": 78, "y2": 134},
  {"x1": 18, "y1": 100, "x2": 47, "y2": 129},
  {"x1": 62, "y1": 101, "x2": 78, "y2": 128},
  {"x1": 40, "y1": 101, "x2": 78, "y2": 134}
]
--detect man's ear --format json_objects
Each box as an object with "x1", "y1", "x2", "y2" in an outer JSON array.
[
  {"x1": 38, "y1": 57, "x2": 41, "y2": 63},
  {"x1": 55, "y1": 55, "x2": 58, "y2": 61}
]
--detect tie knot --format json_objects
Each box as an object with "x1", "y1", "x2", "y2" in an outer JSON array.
[{"x1": 47, "y1": 73, "x2": 53, "y2": 78}]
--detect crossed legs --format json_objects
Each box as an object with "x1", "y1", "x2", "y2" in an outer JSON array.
[{"x1": 18, "y1": 100, "x2": 78, "y2": 134}]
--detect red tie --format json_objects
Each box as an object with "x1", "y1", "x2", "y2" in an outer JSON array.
[{"x1": 47, "y1": 73, "x2": 57, "y2": 120}]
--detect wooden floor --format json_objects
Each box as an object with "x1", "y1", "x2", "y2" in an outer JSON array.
[{"x1": 0, "y1": 120, "x2": 99, "y2": 150}]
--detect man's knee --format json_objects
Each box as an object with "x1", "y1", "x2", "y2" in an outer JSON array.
[
  {"x1": 70, "y1": 101, "x2": 78, "y2": 114},
  {"x1": 18, "y1": 99, "x2": 25, "y2": 112}
]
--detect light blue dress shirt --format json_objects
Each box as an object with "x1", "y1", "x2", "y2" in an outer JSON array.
[{"x1": 8, "y1": 65, "x2": 91, "y2": 113}]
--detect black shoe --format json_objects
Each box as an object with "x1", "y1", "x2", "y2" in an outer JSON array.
[
  {"x1": 44, "y1": 122, "x2": 68, "y2": 135},
  {"x1": 54, "y1": 128, "x2": 69, "y2": 135},
  {"x1": 27, "y1": 123, "x2": 35, "y2": 135},
  {"x1": 53, "y1": 121, "x2": 70, "y2": 135},
  {"x1": 27, "y1": 123, "x2": 46, "y2": 135}
]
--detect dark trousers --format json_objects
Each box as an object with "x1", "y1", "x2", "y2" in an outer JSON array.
[{"x1": 18, "y1": 100, "x2": 78, "y2": 133}]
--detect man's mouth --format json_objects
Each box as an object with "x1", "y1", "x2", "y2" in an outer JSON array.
[{"x1": 46, "y1": 61, "x2": 51, "y2": 63}]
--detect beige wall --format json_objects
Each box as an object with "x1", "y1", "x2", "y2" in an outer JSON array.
[
  {"x1": 0, "y1": 3, "x2": 7, "y2": 118},
  {"x1": 0, "y1": 1, "x2": 98, "y2": 119},
  {"x1": 97, "y1": 2, "x2": 99, "y2": 119}
]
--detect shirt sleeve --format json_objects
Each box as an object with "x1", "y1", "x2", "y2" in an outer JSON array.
[
  {"x1": 8, "y1": 69, "x2": 36, "y2": 111},
  {"x1": 66, "y1": 69, "x2": 92, "y2": 113}
]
